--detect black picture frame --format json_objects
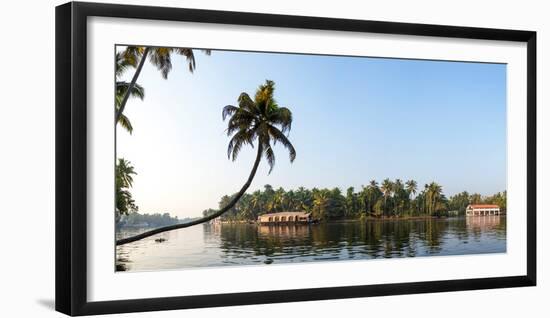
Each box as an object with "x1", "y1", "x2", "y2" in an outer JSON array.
[{"x1": 55, "y1": 1, "x2": 537, "y2": 316}]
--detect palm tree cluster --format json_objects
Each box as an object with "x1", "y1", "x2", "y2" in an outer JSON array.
[
  {"x1": 115, "y1": 158, "x2": 138, "y2": 222},
  {"x1": 204, "y1": 180, "x2": 507, "y2": 222}
]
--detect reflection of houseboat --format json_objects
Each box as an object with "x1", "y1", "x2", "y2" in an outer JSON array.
[
  {"x1": 208, "y1": 218, "x2": 221, "y2": 225},
  {"x1": 466, "y1": 214, "x2": 501, "y2": 230},
  {"x1": 257, "y1": 223, "x2": 311, "y2": 238},
  {"x1": 257, "y1": 211, "x2": 314, "y2": 224},
  {"x1": 466, "y1": 204, "x2": 501, "y2": 216}
]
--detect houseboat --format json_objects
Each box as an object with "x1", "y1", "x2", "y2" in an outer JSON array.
[
  {"x1": 257, "y1": 211, "x2": 314, "y2": 224},
  {"x1": 465, "y1": 204, "x2": 501, "y2": 216}
]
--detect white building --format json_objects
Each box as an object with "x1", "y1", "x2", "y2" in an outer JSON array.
[{"x1": 465, "y1": 204, "x2": 500, "y2": 216}]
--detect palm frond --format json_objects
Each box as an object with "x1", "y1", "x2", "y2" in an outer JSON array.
[
  {"x1": 268, "y1": 106, "x2": 292, "y2": 133},
  {"x1": 115, "y1": 52, "x2": 137, "y2": 78},
  {"x1": 121, "y1": 46, "x2": 145, "y2": 67},
  {"x1": 226, "y1": 110, "x2": 255, "y2": 126},
  {"x1": 116, "y1": 81, "x2": 145, "y2": 103},
  {"x1": 225, "y1": 110, "x2": 256, "y2": 136},
  {"x1": 227, "y1": 129, "x2": 254, "y2": 161},
  {"x1": 254, "y1": 80, "x2": 275, "y2": 105},
  {"x1": 263, "y1": 143, "x2": 276, "y2": 174},
  {"x1": 149, "y1": 48, "x2": 173, "y2": 79},
  {"x1": 222, "y1": 105, "x2": 239, "y2": 120},
  {"x1": 175, "y1": 48, "x2": 196, "y2": 72},
  {"x1": 117, "y1": 113, "x2": 133, "y2": 134},
  {"x1": 238, "y1": 93, "x2": 258, "y2": 114},
  {"x1": 226, "y1": 121, "x2": 248, "y2": 137},
  {"x1": 268, "y1": 126, "x2": 296, "y2": 162}
]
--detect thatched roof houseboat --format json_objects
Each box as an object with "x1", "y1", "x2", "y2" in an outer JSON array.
[{"x1": 257, "y1": 211, "x2": 312, "y2": 224}]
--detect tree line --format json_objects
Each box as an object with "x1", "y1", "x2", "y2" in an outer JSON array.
[
  {"x1": 203, "y1": 181, "x2": 507, "y2": 222},
  {"x1": 117, "y1": 212, "x2": 181, "y2": 228}
]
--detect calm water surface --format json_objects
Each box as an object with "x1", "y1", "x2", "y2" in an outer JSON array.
[{"x1": 116, "y1": 216, "x2": 506, "y2": 271}]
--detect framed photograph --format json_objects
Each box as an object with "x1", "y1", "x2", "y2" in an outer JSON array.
[{"x1": 55, "y1": 1, "x2": 536, "y2": 316}]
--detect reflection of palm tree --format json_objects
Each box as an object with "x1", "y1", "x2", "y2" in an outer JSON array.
[
  {"x1": 115, "y1": 46, "x2": 211, "y2": 123},
  {"x1": 116, "y1": 80, "x2": 296, "y2": 245}
]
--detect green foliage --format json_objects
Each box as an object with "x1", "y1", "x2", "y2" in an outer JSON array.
[
  {"x1": 448, "y1": 190, "x2": 507, "y2": 215},
  {"x1": 196, "y1": 81, "x2": 298, "y2": 226},
  {"x1": 206, "y1": 179, "x2": 506, "y2": 222},
  {"x1": 115, "y1": 46, "x2": 210, "y2": 134},
  {"x1": 116, "y1": 158, "x2": 138, "y2": 221},
  {"x1": 118, "y1": 212, "x2": 180, "y2": 228},
  {"x1": 115, "y1": 52, "x2": 145, "y2": 134},
  {"x1": 122, "y1": 46, "x2": 211, "y2": 78},
  {"x1": 223, "y1": 80, "x2": 296, "y2": 174}
]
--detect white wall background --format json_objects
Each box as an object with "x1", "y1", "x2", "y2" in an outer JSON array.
[{"x1": 0, "y1": 0, "x2": 547, "y2": 316}]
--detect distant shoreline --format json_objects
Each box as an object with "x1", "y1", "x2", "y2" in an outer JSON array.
[{"x1": 208, "y1": 214, "x2": 506, "y2": 225}]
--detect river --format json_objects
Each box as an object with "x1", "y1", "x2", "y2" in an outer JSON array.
[{"x1": 116, "y1": 215, "x2": 506, "y2": 271}]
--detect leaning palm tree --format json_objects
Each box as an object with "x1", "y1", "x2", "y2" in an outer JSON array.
[
  {"x1": 115, "y1": 46, "x2": 211, "y2": 123},
  {"x1": 116, "y1": 80, "x2": 296, "y2": 245},
  {"x1": 116, "y1": 52, "x2": 145, "y2": 133},
  {"x1": 116, "y1": 54, "x2": 145, "y2": 133}
]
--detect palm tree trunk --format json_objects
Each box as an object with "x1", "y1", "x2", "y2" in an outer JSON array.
[
  {"x1": 116, "y1": 143, "x2": 264, "y2": 246},
  {"x1": 115, "y1": 47, "x2": 150, "y2": 123}
]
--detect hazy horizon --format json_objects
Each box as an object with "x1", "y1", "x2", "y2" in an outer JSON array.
[{"x1": 116, "y1": 47, "x2": 506, "y2": 219}]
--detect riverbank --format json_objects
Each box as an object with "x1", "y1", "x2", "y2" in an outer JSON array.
[{"x1": 211, "y1": 214, "x2": 461, "y2": 225}]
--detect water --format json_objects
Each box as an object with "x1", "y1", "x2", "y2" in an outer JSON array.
[{"x1": 116, "y1": 216, "x2": 506, "y2": 272}]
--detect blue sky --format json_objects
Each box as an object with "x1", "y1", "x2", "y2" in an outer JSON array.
[{"x1": 117, "y1": 48, "x2": 506, "y2": 218}]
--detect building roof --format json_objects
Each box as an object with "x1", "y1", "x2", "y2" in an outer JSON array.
[
  {"x1": 259, "y1": 211, "x2": 310, "y2": 218},
  {"x1": 467, "y1": 204, "x2": 500, "y2": 209}
]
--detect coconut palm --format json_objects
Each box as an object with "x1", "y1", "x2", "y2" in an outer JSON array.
[
  {"x1": 405, "y1": 180, "x2": 418, "y2": 198},
  {"x1": 250, "y1": 190, "x2": 263, "y2": 213},
  {"x1": 380, "y1": 178, "x2": 394, "y2": 216},
  {"x1": 116, "y1": 80, "x2": 296, "y2": 245},
  {"x1": 116, "y1": 52, "x2": 145, "y2": 134},
  {"x1": 392, "y1": 179, "x2": 405, "y2": 215},
  {"x1": 115, "y1": 159, "x2": 138, "y2": 219},
  {"x1": 312, "y1": 190, "x2": 330, "y2": 221},
  {"x1": 405, "y1": 179, "x2": 418, "y2": 214},
  {"x1": 115, "y1": 46, "x2": 211, "y2": 123},
  {"x1": 426, "y1": 182, "x2": 443, "y2": 215},
  {"x1": 366, "y1": 180, "x2": 381, "y2": 214}
]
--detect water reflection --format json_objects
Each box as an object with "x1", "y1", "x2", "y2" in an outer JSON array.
[{"x1": 116, "y1": 216, "x2": 506, "y2": 272}]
